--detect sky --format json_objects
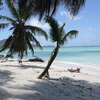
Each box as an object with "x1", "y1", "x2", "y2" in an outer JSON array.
[{"x1": 0, "y1": 0, "x2": 100, "y2": 46}]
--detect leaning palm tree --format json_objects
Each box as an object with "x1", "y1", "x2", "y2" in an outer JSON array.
[
  {"x1": 38, "y1": 16, "x2": 78, "y2": 79},
  {"x1": 0, "y1": 0, "x2": 48, "y2": 59}
]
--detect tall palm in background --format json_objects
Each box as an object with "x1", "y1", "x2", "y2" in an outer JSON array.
[
  {"x1": 11, "y1": 0, "x2": 85, "y2": 19},
  {"x1": 38, "y1": 16, "x2": 78, "y2": 79},
  {"x1": 0, "y1": 0, "x2": 48, "y2": 59}
]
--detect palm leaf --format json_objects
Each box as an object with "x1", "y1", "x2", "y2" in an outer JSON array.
[
  {"x1": 18, "y1": 0, "x2": 35, "y2": 21},
  {"x1": 25, "y1": 35, "x2": 34, "y2": 55},
  {"x1": 59, "y1": 23, "x2": 66, "y2": 37},
  {"x1": 33, "y1": 0, "x2": 51, "y2": 20},
  {"x1": 32, "y1": 36, "x2": 42, "y2": 49},
  {"x1": 0, "y1": 23, "x2": 9, "y2": 29},
  {"x1": 27, "y1": 31, "x2": 42, "y2": 49},
  {"x1": 26, "y1": 25, "x2": 48, "y2": 40},
  {"x1": 62, "y1": 30, "x2": 78, "y2": 44},
  {"x1": 29, "y1": 0, "x2": 85, "y2": 19},
  {"x1": 64, "y1": 0, "x2": 85, "y2": 16},
  {"x1": 9, "y1": 26, "x2": 15, "y2": 31},
  {"x1": 0, "y1": 15, "x2": 16, "y2": 23},
  {"x1": 45, "y1": 16, "x2": 60, "y2": 42},
  {"x1": 6, "y1": 0, "x2": 19, "y2": 20},
  {"x1": 0, "y1": 35, "x2": 13, "y2": 52},
  {"x1": 51, "y1": 0, "x2": 60, "y2": 16}
]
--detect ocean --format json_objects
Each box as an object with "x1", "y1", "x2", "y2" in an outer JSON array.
[{"x1": 0, "y1": 46, "x2": 100, "y2": 66}]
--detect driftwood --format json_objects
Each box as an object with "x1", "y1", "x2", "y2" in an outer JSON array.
[{"x1": 68, "y1": 68, "x2": 81, "y2": 73}]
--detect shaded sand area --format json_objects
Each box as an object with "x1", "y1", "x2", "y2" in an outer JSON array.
[{"x1": 0, "y1": 60, "x2": 100, "y2": 100}]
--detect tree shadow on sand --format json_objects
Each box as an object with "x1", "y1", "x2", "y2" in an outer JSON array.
[
  {"x1": 0, "y1": 87, "x2": 12, "y2": 100},
  {"x1": 5, "y1": 64, "x2": 45, "y2": 69},
  {"x1": 1, "y1": 76, "x2": 100, "y2": 100},
  {"x1": 0, "y1": 70, "x2": 14, "y2": 99},
  {"x1": 0, "y1": 70, "x2": 14, "y2": 86}
]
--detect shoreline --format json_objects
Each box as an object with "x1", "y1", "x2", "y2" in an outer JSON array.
[{"x1": 52, "y1": 60, "x2": 100, "y2": 71}]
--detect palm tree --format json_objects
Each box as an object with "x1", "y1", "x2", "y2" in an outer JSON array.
[
  {"x1": 12, "y1": 0, "x2": 86, "y2": 19},
  {"x1": 0, "y1": 0, "x2": 48, "y2": 59},
  {"x1": 38, "y1": 16, "x2": 78, "y2": 79}
]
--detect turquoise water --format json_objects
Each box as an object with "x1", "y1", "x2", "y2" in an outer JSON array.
[{"x1": 1, "y1": 46, "x2": 100, "y2": 66}]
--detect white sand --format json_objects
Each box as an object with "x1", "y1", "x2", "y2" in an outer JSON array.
[{"x1": 0, "y1": 60, "x2": 100, "y2": 100}]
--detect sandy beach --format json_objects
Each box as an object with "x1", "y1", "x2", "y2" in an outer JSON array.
[{"x1": 0, "y1": 60, "x2": 100, "y2": 100}]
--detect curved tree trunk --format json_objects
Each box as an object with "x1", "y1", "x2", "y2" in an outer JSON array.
[{"x1": 38, "y1": 45, "x2": 60, "y2": 79}]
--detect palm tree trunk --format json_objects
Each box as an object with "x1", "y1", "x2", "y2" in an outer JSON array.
[{"x1": 38, "y1": 45, "x2": 60, "y2": 79}]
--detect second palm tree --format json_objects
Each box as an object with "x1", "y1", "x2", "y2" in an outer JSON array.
[{"x1": 38, "y1": 16, "x2": 78, "y2": 79}]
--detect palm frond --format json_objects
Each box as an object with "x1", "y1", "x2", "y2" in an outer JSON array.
[
  {"x1": 25, "y1": 36, "x2": 34, "y2": 55},
  {"x1": 51, "y1": 0, "x2": 60, "y2": 16},
  {"x1": 62, "y1": 30, "x2": 78, "y2": 45},
  {"x1": 0, "y1": 15, "x2": 16, "y2": 23},
  {"x1": 59, "y1": 23, "x2": 66, "y2": 36},
  {"x1": 32, "y1": 36, "x2": 42, "y2": 49},
  {"x1": 32, "y1": 0, "x2": 59, "y2": 19},
  {"x1": 45, "y1": 16, "x2": 59, "y2": 42},
  {"x1": 18, "y1": 0, "x2": 35, "y2": 21},
  {"x1": 0, "y1": 35, "x2": 13, "y2": 52},
  {"x1": 26, "y1": 25, "x2": 48, "y2": 40},
  {"x1": 63, "y1": 0, "x2": 85, "y2": 16},
  {"x1": 33, "y1": 0, "x2": 52, "y2": 20},
  {"x1": 0, "y1": 23, "x2": 9, "y2": 29},
  {"x1": 18, "y1": 0, "x2": 28, "y2": 20},
  {"x1": 24, "y1": 2, "x2": 35, "y2": 21},
  {"x1": 6, "y1": 0, "x2": 19, "y2": 20},
  {"x1": 9, "y1": 27, "x2": 15, "y2": 31},
  {"x1": 29, "y1": 0, "x2": 85, "y2": 19},
  {"x1": 27, "y1": 31, "x2": 42, "y2": 49}
]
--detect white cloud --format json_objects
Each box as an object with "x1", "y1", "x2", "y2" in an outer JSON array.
[
  {"x1": 60, "y1": 11, "x2": 81, "y2": 21},
  {"x1": 28, "y1": 18, "x2": 50, "y2": 30}
]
